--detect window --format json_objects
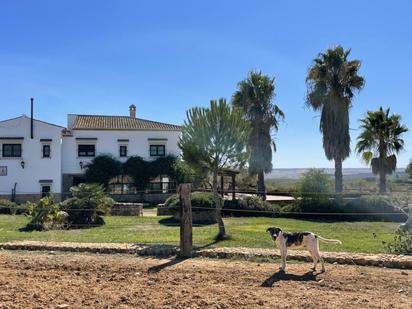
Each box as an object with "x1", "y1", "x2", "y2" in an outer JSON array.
[
  {"x1": 41, "y1": 185, "x2": 51, "y2": 197},
  {"x1": 119, "y1": 145, "x2": 128, "y2": 157},
  {"x1": 150, "y1": 145, "x2": 165, "y2": 157},
  {"x1": 78, "y1": 144, "x2": 95, "y2": 157},
  {"x1": 42, "y1": 145, "x2": 51, "y2": 158},
  {"x1": 2, "y1": 144, "x2": 22, "y2": 157}
]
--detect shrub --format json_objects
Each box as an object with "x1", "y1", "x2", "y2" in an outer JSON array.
[
  {"x1": 62, "y1": 183, "x2": 114, "y2": 227},
  {"x1": 0, "y1": 199, "x2": 23, "y2": 215},
  {"x1": 164, "y1": 191, "x2": 215, "y2": 211},
  {"x1": 21, "y1": 196, "x2": 67, "y2": 231},
  {"x1": 280, "y1": 199, "x2": 343, "y2": 220},
  {"x1": 297, "y1": 168, "x2": 333, "y2": 198},
  {"x1": 224, "y1": 196, "x2": 281, "y2": 217},
  {"x1": 384, "y1": 229, "x2": 412, "y2": 255},
  {"x1": 279, "y1": 195, "x2": 407, "y2": 221}
]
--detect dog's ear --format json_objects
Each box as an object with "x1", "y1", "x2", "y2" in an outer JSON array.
[{"x1": 266, "y1": 227, "x2": 273, "y2": 233}]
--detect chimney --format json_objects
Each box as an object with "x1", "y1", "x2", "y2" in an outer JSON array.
[
  {"x1": 129, "y1": 104, "x2": 136, "y2": 118},
  {"x1": 30, "y1": 97, "x2": 34, "y2": 139}
]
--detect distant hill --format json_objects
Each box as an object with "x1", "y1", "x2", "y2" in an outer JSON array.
[{"x1": 266, "y1": 168, "x2": 406, "y2": 180}]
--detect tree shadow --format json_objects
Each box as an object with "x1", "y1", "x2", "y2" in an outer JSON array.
[
  {"x1": 261, "y1": 270, "x2": 320, "y2": 287},
  {"x1": 147, "y1": 257, "x2": 188, "y2": 273},
  {"x1": 158, "y1": 217, "x2": 215, "y2": 227}
]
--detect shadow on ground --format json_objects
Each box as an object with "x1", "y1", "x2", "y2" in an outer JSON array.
[
  {"x1": 158, "y1": 217, "x2": 215, "y2": 227},
  {"x1": 261, "y1": 270, "x2": 320, "y2": 287},
  {"x1": 147, "y1": 257, "x2": 189, "y2": 273}
]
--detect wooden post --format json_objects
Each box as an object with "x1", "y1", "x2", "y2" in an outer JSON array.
[{"x1": 179, "y1": 183, "x2": 192, "y2": 258}]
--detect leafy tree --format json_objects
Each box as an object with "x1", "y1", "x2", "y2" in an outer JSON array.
[
  {"x1": 123, "y1": 156, "x2": 151, "y2": 191},
  {"x1": 149, "y1": 155, "x2": 177, "y2": 179},
  {"x1": 179, "y1": 98, "x2": 250, "y2": 239},
  {"x1": 85, "y1": 155, "x2": 122, "y2": 187},
  {"x1": 62, "y1": 183, "x2": 114, "y2": 227},
  {"x1": 306, "y1": 46, "x2": 365, "y2": 194},
  {"x1": 356, "y1": 107, "x2": 408, "y2": 193},
  {"x1": 232, "y1": 71, "x2": 284, "y2": 200},
  {"x1": 406, "y1": 160, "x2": 412, "y2": 179}
]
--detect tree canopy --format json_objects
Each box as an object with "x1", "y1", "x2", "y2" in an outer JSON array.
[
  {"x1": 179, "y1": 98, "x2": 250, "y2": 238},
  {"x1": 306, "y1": 46, "x2": 365, "y2": 193},
  {"x1": 232, "y1": 70, "x2": 284, "y2": 199},
  {"x1": 356, "y1": 107, "x2": 408, "y2": 192}
]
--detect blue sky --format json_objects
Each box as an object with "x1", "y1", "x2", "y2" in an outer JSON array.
[{"x1": 1, "y1": 0, "x2": 411, "y2": 168}]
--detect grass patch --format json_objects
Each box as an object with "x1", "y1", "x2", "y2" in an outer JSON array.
[{"x1": 0, "y1": 215, "x2": 398, "y2": 254}]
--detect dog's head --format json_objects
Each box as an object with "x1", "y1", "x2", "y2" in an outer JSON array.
[{"x1": 266, "y1": 227, "x2": 282, "y2": 241}]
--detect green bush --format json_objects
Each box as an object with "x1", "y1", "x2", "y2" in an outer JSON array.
[
  {"x1": 62, "y1": 183, "x2": 114, "y2": 227},
  {"x1": 21, "y1": 196, "x2": 67, "y2": 231},
  {"x1": 0, "y1": 199, "x2": 23, "y2": 215},
  {"x1": 384, "y1": 229, "x2": 412, "y2": 255},
  {"x1": 279, "y1": 195, "x2": 407, "y2": 222},
  {"x1": 164, "y1": 191, "x2": 215, "y2": 210},
  {"x1": 164, "y1": 192, "x2": 281, "y2": 217},
  {"x1": 297, "y1": 168, "x2": 333, "y2": 198},
  {"x1": 224, "y1": 196, "x2": 281, "y2": 217}
]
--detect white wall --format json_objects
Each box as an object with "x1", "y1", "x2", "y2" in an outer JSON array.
[
  {"x1": 62, "y1": 128, "x2": 181, "y2": 174},
  {"x1": 0, "y1": 116, "x2": 63, "y2": 196}
]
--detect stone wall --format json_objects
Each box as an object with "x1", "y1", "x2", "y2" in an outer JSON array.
[{"x1": 110, "y1": 203, "x2": 144, "y2": 216}]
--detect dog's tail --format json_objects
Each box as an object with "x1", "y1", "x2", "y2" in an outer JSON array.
[{"x1": 317, "y1": 235, "x2": 342, "y2": 245}]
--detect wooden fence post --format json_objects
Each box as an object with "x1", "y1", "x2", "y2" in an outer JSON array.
[{"x1": 179, "y1": 183, "x2": 192, "y2": 258}]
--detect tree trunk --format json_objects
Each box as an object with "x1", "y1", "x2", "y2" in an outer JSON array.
[
  {"x1": 257, "y1": 171, "x2": 266, "y2": 201},
  {"x1": 334, "y1": 157, "x2": 343, "y2": 194},
  {"x1": 213, "y1": 171, "x2": 225, "y2": 239},
  {"x1": 379, "y1": 167, "x2": 387, "y2": 193},
  {"x1": 334, "y1": 158, "x2": 343, "y2": 206}
]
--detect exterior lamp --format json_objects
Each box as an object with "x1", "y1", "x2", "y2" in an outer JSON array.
[
  {"x1": 79, "y1": 161, "x2": 83, "y2": 169},
  {"x1": 20, "y1": 161, "x2": 25, "y2": 169}
]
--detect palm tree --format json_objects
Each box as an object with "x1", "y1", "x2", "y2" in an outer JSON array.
[
  {"x1": 232, "y1": 71, "x2": 284, "y2": 200},
  {"x1": 306, "y1": 46, "x2": 365, "y2": 194},
  {"x1": 356, "y1": 107, "x2": 408, "y2": 193}
]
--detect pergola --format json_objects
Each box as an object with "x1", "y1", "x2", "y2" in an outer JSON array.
[{"x1": 217, "y1": 168, "x2": 240, "y2": 200}]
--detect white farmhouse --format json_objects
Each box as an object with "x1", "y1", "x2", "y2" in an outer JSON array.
[
  {"x1": 61, "y1": 105, "x2": 181, "y2": 195},
  {"x1": 0, "y1": 114, "x2": 64, "y2": 202},
  {"x1": 0, "y1": 104, "x2": 181, "y2": 202}
]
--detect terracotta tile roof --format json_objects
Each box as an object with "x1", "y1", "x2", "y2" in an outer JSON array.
[{"x1": 72, "y1": 115, "x2": 181, "y2": 131}]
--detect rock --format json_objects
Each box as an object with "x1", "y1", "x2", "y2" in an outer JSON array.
[
  {"x1": 56, "y1": 305, "x2": 70, "y2": 309},
  {"x1": 401, "y1": 271, "x2": 408, "y2": 276}
]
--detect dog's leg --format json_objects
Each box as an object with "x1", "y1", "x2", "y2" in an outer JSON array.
[
  {"x1": 314, "y1": 239, "x2": 325, "y2": 272},
  {"x1": 308, "y1": 248, "x2": 318, "y2": 271}
]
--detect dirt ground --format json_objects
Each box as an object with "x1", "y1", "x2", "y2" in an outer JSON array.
[{"x1": 0, "y1": 251, "x2": 411, "y2": 309}]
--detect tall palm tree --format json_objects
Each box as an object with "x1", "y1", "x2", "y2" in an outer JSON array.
[
  {"x1": 356, "y1": 107, "x2": 408, "y2": 193},
  {"x1": 232, "y1": 71, "x2": 284, "y2": 200},
  {"x1": 306, "y1": 46, "x2": 365, "y2": 194}
]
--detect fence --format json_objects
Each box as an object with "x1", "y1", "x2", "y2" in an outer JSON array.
[{"x1": 0, "y1": 186, "x2": 411, "y2": 256}]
